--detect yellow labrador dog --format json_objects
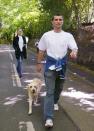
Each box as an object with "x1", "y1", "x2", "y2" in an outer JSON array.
[{"x1": 27, "y1": 78, "x2": 42, "y2": 115}]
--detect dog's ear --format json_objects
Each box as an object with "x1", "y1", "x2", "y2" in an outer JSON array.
[
  {"x1": 38, "y1": 81, "x2": 42, "y2": 86},
  {"x1": 26, "y1": 83, "x2": 31, "y2": 88}
]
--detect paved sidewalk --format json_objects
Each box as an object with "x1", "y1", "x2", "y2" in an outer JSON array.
[
  {"x1": 27, "y1": 50, "x2": 94, "y2": 131},
  {"x1": 59, "y1": 70, "x2": 94, "y2": 131},
  {"x1": 24, "y1": 49, "x2": 94, "y2": 131}
]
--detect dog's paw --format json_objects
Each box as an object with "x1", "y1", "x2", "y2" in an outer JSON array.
[
  {"x1": 34, "y1": 102, "x2": 40, "y2": 106},
  {"x1": 28, "y1": 111, "x2": 32, "y2": 115}
]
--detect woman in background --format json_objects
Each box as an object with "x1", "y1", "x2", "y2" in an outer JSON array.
[{"x1": 13, "y1": 28, "x2": 27, "y2": 78}]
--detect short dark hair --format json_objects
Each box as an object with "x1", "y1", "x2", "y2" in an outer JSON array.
[{"x1": 51, "y1": 14, "x2": 63, "y2": 21}]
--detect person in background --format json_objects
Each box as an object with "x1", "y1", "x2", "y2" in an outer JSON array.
[
  {"x1": 13, "y1": 28, "x2": 27, "y2": 78},
  {"x1": 37, "y1": 14, "x2": 78, "y2": 128}
]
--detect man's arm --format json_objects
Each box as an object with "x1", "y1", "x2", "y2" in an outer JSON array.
[
  {"x1": 67, "y1": 34, "x2": 78, "y2": 59},
  {"x1": 36, "y1": 50, "x2": 45, "y2": 72}
]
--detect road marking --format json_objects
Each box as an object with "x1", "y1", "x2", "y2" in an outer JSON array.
[
  {"x1": 11, "y1": 62, "x2": 16, "y2": 87},
  {"x1": 9, "y1": 49, "x2": 22, "y2": 87},
  {"x1": 26, "y1": 121, "x2": 35, "y2": 131},
  {"x1": 9, "y1": 48, "x2": 17, "y2": 87},
  {"x1": 10, "y1": 59, "x2": 22, "y2": 87},
  {"x1": 9, "y1": 52, "x2": 13, "y2": 61},
  {"x1": 19, "y1": 121, "x2": 35, "y2": 131},
  {"x1": 13, "y1": 64, "x2": 22, "y2": 87}
]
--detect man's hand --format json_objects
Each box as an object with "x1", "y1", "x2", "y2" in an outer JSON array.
[
  {"x1": 36, "y1": 63, "x2": 42, "y2": 72},
  {"x1": 36, "y1": 50, "x2": 45, "y2": 72},
  {"x1": 70, "y1": 50, "x2": 78, "y2": 59}
]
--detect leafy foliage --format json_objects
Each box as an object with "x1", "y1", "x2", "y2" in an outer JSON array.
[{"x1": 0, "y1": 0, "x2": 94, "y2": 42}]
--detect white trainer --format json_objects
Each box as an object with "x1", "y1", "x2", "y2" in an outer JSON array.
[
  {"x1": 54, "y1": 104, "x2": 59, "y2": 111},
  {"x1": 45, "y1": 119, "x2": 53, "y2": 128}
]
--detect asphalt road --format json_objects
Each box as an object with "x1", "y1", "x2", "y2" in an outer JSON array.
[{"x1": 0, "y1": 44, "x2": 81, "y2": 131}]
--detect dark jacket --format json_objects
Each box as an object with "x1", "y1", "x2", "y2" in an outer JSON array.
[{"x1": 13, "y1": 35, "x2": 27, "y2": 59}]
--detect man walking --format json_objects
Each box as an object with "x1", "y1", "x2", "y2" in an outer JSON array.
[{"x1": 37, "y1": 14, "x2": 78, "y2": 128}]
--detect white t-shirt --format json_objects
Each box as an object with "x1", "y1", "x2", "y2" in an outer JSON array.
[
  {"x1": 18, "y1": 36, "x2": 24, "y2": 52},
  {"x1": 38, "y1": 30, "x2": 78, "y2": 60}
]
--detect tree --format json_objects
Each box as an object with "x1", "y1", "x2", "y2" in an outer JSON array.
[{"x1": 0, "y1": 0, "x2": 94, "y2": 42}]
